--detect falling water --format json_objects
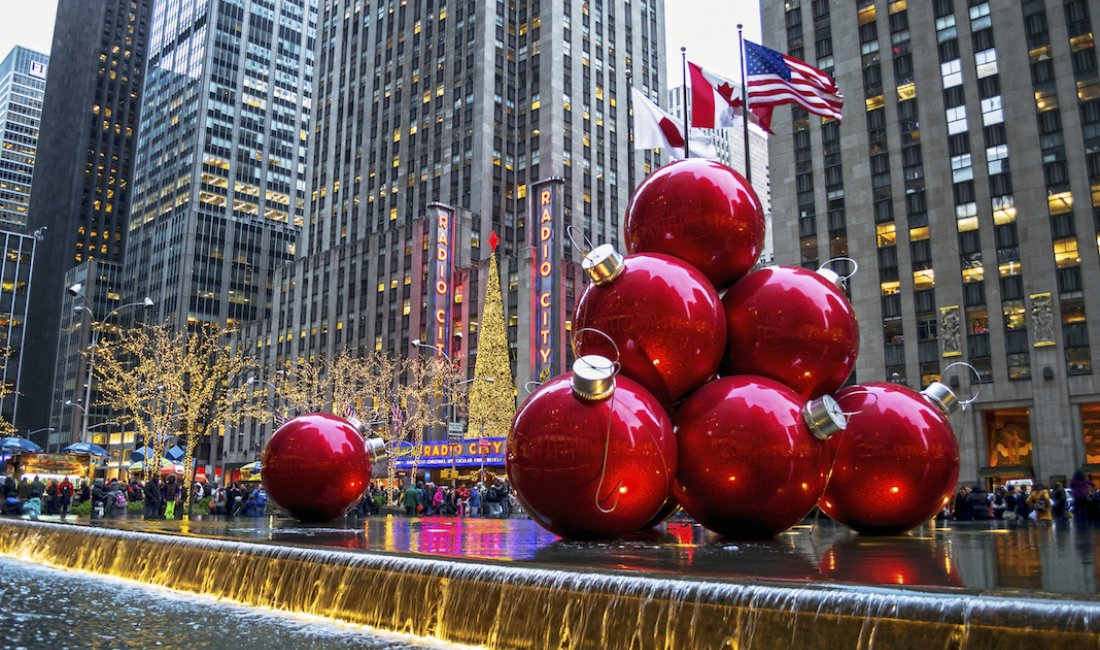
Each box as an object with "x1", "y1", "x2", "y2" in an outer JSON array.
[{"x1": 1, "y1": 519, "x2": 1097, "y2": 649}]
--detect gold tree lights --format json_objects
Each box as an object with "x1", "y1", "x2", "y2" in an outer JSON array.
[{"x1": 466, "y1": 231, "x2": 516, "y2": 440}]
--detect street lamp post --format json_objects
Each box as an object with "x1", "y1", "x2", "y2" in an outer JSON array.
[
  {"x1": 246, "y1": 375, "x2": 280, "y2": 461},
  {"x1": 67, "y1": 283, "x2": 153, "y2": 450},
  {"x1": 26, "y1": 427, "x2": 55, "y2": 449}
]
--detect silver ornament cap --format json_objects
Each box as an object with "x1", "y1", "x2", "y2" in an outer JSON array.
[
  {"x1": 583, "y1": 244, "x2": 625, "y2": 285},
  {"x1": 817, "y1": 267, "x2": 843, "y2": 288},
  {"x1": 802, "y1": 394, "x2": 847, "y2": 440},
  {"x1": 572, "y1": 355, "x2": 617, "y2": 401},
  {"x1": 922, "y1": 381, "x2": 960, "y2": 417},
  {"x1": 365, "y1": 436, "x2": 387, "y2": 462}
]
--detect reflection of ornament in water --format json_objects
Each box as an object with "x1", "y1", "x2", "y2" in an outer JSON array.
[{"x1": 819, "y1": 538, "x2": 963, "y2": 588}]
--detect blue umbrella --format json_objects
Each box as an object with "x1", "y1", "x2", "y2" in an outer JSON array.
[
  {"x1": 164, "y1": 445, "x2": 186, "y2": 462},
  {"x1": 62, "y1": 442, "x2": 111, "y2": 458},
  {"x1": 130, "y1": 446, "x2": 154, "y2": 462},
  {"x1": 0, "y1": 437, "x2": 43, "y2": 454}
]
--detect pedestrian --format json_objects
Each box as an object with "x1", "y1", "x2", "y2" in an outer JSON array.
[
  {"x1": 1070, "y1": 471, "x2": 1094, "y2": 523},
  {"x1": 484, "y1": 481, "x2": 503, "y2": 518},
  {"x1": 403, "y1": 483, "x2": 420, "y2": 516},
  {"x1": 1027, "y1": 483, "x2": 1052, "y2": 522},
  {"x1": 29, "y1": 475, "x2": 44, "y2": 500},
  {"x1": 432, "y1": 485, "x2": 445, "y2": 515},
  {"x1": 91, "y1": 478, "x2": 106, "y2": 519},
  {"x1": 468, "y1": 483, "x2": 482, "y2": 517},
  {"x1": 227, "y1": 482, "x2": 242, "y2": 517},
  {"x1": 164, "y1": 474, "x2": 180, "y2": 519},
  {"x1": 966, "y1": 485, "x2": 991, "y2": 520},
  {"x1": 1050, "y1": 481, "x2": 1068, "y2": 520},
  {"x1": 143, "y1": 475, "x2": 162, "y2": 519},
  {"x1": 211, "y1": 485, "x2": 227, "y2": 516},
  {"x1": 951, "y1": 487, "x2": 972, "y2": 521},
  {"x1": 78, "y1": 479, "x2": 90, "y2": 505},
  {"x1": 105, "y1": 479, "x2": 127, "y2": 518},
  {"x1": 991, "y1": 487, "x2": 1006, "y2": 520},
  {"x1": 58, "y1": 476, "x2": 74, "y2": 517},
  {"x1": 45, "y1": 479, "x2": 59, "y2": 515}
]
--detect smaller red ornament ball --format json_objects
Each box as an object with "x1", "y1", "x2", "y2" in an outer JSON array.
[
  {"x1": 673, "y1": 375, "x2": 841, "y2": 539},
  {"x1": 572, "y1": 246, "x2": 726, "y2": 404},
  {"x1": 624, "y1": 159, "x2": 764, "y2": 290},
  {"x1": 820, "y1": 383, "x2": 960, "y2": 535},
  {"x1": 722, "y1": 265, "x2": 859, "y2": 400},
  {"x1": 507, "y1": 357, "x2": 676, "y2": 540},
  {"x1": 262, "y1": 413, "x2": 374, "y2": 522}
]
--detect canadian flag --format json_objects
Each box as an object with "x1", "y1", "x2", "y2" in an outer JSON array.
[
  {"x1": 688, "y1": 61, "x2": 773, "y2": 133},
  {"x1": 630, "y1": 87, "x2": 717, "y2": 160}
]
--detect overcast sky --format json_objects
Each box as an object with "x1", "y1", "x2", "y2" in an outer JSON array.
[{"x1": 0, "y1": 0, "x2": 761, "y2": 86}]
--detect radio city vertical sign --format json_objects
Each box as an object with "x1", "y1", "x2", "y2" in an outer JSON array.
[
  {"x1": 531, "y1": 178, "x2": 564, "y2": 382},
  {"x1": 428, "y1": 203, "x2": 457, "y2": 356}
]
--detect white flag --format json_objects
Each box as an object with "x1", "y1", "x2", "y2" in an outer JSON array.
[{"x1": 631, "y1": 87, "x2": 717, "y2": 160}]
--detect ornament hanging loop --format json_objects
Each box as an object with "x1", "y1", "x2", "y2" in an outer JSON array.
[
  {"x1": 566, "y1": 225, "x2": 595, "y2": 258},
  {"x1": 572, "y1": 326, "x2": 622, "y2": 366},
  {"x1": 942, "y1": 361, "x2": 982, "y2": 410},
  {"x1": 818, "y1": 257, "x2": 859, "y2": 287},
  {"x1": 523, "y1": 381, "x2": 543, "y2": 395},
  {"x1": 836, "y1": 388, "x2": 880, "y2": 418}
]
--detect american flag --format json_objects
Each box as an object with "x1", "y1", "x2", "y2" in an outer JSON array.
[
  {"x1": 343, "y1": 403, "x2": 357, "y2": 420},
  {"x1": 273, "y1": 412, "x2": 289, "y2": 427},
  {"x1": 390, "y1": 396, "x2": 403, "y2": 436},
  {"x1": 744, "y1": 41, "x2": 843, "y2": 121}
]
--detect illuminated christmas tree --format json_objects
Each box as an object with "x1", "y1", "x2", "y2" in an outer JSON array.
[{"x1": 466, "y1": 231, "x2": 516, "y2": 439}]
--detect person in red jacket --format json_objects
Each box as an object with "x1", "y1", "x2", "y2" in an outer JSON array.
[{"x1": 58, "y1": 477, "x2": 75, "y2": 517}]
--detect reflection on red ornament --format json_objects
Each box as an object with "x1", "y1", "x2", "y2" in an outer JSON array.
[
  {"x1": 820, "y1": 383, "x2": 960, "y2": 535},
  {"x1": 507, "y1": 358, "x2": 676, "y2": 540},
  {"x1": 572, "y1": 246, "x2": 726, "y2": 404},
  {"x1": 819, "y1": 537, "x2": 963, "y2": 588},
  {"x1": 624, "y1": 159, "x2": 765, "y2": 290},
  {"x1": 262, "y1": 413, "x2": 374, "y2": 522},
  {"x1": 722, "y1": 265, "x2": 858, "y2": 400},
  {"x1": 673, "y1": 376, "x2": 840, "y2": 539}
]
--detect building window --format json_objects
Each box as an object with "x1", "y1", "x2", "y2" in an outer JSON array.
[
  {"x1": 1083, "y1": 403, "x2": 1100, "y2": 465},
  {"x1": 985, "y1": 408, "x2": 1033, "y2": 468}
]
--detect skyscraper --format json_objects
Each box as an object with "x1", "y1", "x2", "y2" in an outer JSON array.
[
  {"x1": 22, "y1": 0, "x2": 155, "y2": 434},
  {"x1": 224, "y1": 0, "x2": 668, "y2": 469},
  {"x1": 763, "y1": 0, "x2": 1100, "y2": 485},
  {"x1": 124, "y1": 0, "x2": 315, "y2": 332},
  {"x1": 0, "y1": 46, "x2": 49, "y2": 228}
]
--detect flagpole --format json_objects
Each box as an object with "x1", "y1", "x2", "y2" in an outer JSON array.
[
  {"x1": 738, "y1": 25, "x2": 752, "y2": 184},
  {"x1": 625, "y1": 68, "x2": 636, "y2": 193},
  {"x1": 681, "y1": 46, "x2": 690, "y2": 159}
]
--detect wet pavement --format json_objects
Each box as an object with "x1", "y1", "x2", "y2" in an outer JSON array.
[
  {"x1": 37, "y1": 513, "x2": 1100, "y2": 598},
  {"x1": 0, "y1": 556, "x2": 460, "y2": 650}
]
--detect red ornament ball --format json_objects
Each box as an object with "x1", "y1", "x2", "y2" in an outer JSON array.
[
  {"x1": 572, "y1": 248, "x2": 726, "y2": 404},
  {"x1": 624, "y1": 159, "x2": 764, "y2": 290},
  {"x1": 722, "y1": 265, "x2": 859, "y2": 400},
  {"x1": 820, "y1": 383, "x2": 960, "y2": 535},
  {"x1": 262, "y1": 413, "x2": 374, "y2": 522},
  {"x1": 673, "y1": 375, "x2": 834, "y2": 538},
  {"x1": 507, "y1": 365, "x2": 676, "y2": 540}
]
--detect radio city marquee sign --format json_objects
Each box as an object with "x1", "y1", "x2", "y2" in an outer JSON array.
[
  {"x1": 393, "y1": 438, "x2": 507, "y2": 468},
  {"x1": 531, "y1": 178, "x2": 564, "y2": 382},
  {"x1": 428, "y1": 203, "x2": 457, "y2": 356}
]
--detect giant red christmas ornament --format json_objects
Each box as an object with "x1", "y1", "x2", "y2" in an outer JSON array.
[
  {"x1": 262, "y1": 413, "x2": 386, "y2": 522},
  {"x1": 820, "y1": 383, "x2": 961, "y2": 535},
  {"x1": 572, "y1": 245, "x2": 725, "y2": 404},
  {"x1": 673, "y1": 375, "x2": 845, "y2": 539},
  {"x1": 722, "y1": 265, "x2": 859, "y2": 400},
  {"x1": 624, "y1": 159, "x2": 765, "y2": 290},
  {"x1": 507, "y1": 356, "x2": 676, "y2": 540}
]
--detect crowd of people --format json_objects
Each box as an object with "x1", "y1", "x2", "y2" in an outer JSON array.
[
  {"x1": 403, "y1": 479, "x2": 517, "y2": 518},
  {"x1": 948, "y1": 471, "x2": 1100, "y2": 523},
  {"x1": 8, "y1": 469, "x2": 1100, "y2": 527},
  {"x1": 0, "y1": 473, "x2": 270, "y2": 520}
]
